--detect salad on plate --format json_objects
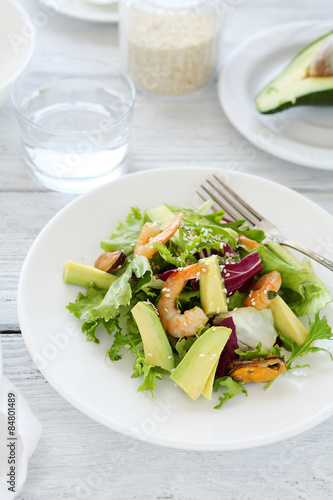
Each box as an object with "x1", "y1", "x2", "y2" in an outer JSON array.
[{"x1": 63, "y1": 200, "x2": 333, "y2": 408}]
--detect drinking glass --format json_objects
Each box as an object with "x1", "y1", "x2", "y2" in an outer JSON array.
[{"x1": 12, "y1": 56, "x2": 136, "y2": 193}]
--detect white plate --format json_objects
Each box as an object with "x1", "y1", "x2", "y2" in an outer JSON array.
[
  {"x1": 0, "y1": 0, "x2": 35, "y2": 106},
  {"x1": 18, "y1": 167, "x2": 333, "y2": 451},
  {"x1": 39, "y1": 0, "x2": 119, "y2": 23},
  {"x1": 219, "y1": 21, "x2": 333, "y2": 170}
]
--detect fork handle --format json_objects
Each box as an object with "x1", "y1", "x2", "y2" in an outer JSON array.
[{"x1": 278, "y1": 239, "x2": 333, "y2": 271}]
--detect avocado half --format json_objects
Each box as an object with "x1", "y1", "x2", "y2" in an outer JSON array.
[{"x1": 256, "y1": 30, "x2": 333, "y2": 114}]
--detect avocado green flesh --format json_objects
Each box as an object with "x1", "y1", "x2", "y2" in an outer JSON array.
[
  {"x1": 256, "y1": 31, "x2": 333, "y2": 113},
  {"x1": 170, "y1": 326, "x2": 231, "y2": 400},
  {"x1": 199, "y1": 255, "x2": 228, "y2": 317},
  {"x1": 146, "y1": 205, "x2": 175, "y2": 229},
  {"x1": 63, "y1": 260, "x2": 116, "y2": 289},
  {"x1": 269, "y1": 295, "x2": 308, "y2": 346},
  {"x1": 131, "y1": 302, "x2": 175, "y2": 371},
  {"x1": 265, "y1": 242, "x2": 303, "y2": 269}
]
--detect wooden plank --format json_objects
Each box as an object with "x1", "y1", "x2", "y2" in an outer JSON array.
[{"x1": 2, "y1": 0, "x2": 333, "y2": 498}]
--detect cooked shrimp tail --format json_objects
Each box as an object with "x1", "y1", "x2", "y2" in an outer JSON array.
[
  {"x1": 134, "y1": 213, "x2": 183, "y2": 259},
  {"x1": 243, "y1": 270, "x2": 282, "y2": 310},
  {"x1": 157, "y1": 263, "x2": 209, "y2": 338}
]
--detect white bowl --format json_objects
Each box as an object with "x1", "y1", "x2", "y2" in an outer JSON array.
[{"x1": 0, "y1": 0, "x2": 35, "y2": 106}]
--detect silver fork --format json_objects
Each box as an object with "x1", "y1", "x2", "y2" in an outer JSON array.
[{"x1": 197, "y1": 174, "x2": 333, "y2": 272}]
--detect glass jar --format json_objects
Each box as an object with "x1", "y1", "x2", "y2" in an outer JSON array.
[{"x1": 120, "y1": 0, "x2": 223, "y2": 96}]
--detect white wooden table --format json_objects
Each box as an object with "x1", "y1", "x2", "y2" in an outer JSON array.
[{"x1": 2, "y1": 1, "x2": 333, "y2": 498}]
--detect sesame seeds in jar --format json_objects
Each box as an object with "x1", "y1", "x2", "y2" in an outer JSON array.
[{"x1": 120, "y1": 0, "x2": 223, "y2": 96}]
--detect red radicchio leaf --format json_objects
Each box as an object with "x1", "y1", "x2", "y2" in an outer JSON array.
[
  {"x1": 156, "y1": 268, "x2": 177, "y2": 281},
  {"x1": 223, "y1": 243, "x2": 236, "y2": 256},
  {"x1": 214, "y1": 316, "x2": 239, "y2": 377},
  {"x1": 221, "y1": 250, "x2": 263, "y2": 296}
]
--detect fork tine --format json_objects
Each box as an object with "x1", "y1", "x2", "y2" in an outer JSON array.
[
  {"x1": 213, "y1": 174, "x2": 264, "y2": 223},
  {"x1": 206, "y1": 179, "x2": 257, "y2": 227},
  {"x1": 200, "y1": 184, "x2": 246, "y2": 223},
  {"x1": 195, "y1": 190, "x2": 222, "y2": 213}
]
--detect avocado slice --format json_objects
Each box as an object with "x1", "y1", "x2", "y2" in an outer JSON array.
[
  {"x1": 199, "y1": 255, "x2": 228, "y2": 317},
  {"x1": 265, "y1": 242, "x2": 303, "y2": 269},
  {"x1": 131, "y1": 302, "x2": 175, "y2": 371},
  {"x1": 146, "y1": 205, "x2": 175, "y2": 229},
  {"x1": 170, "y1": 326, "x2": 231, "y2": 400},
  {"x1": 63, "y1": 260, "x2": 116, "y2": 289},
  {"x1": 269, "y1": 295, "x2": 308, "y2": 346},
  {"x1": 256, "y1": 30, "x2": 333, "y2": 113}
]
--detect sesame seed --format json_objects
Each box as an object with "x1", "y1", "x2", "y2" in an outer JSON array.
[
  {"x1": 167, "y1": 355, "x2": 172, "y2": 359},
  {"x1": 263, "y1": 290, "x2": 268, "y2": 294},
  {"x1": 198, "y1": 353, "x2": 205, "y2": 357},
  {"x1": 196, "y1": 272, "x2": 200, "y2": 277},
  {"x1": 211, "y1": 353, "x2": 216, "y2": 357},
  {"x1": 165, "y1": 293, "x2": 171, "y2": 297},
  {"x1": 130, "y1": 243, "x2": 135, "y2": 247},
  {"x1": 212, "y1": 327, "x2": 216, "y2": 331},
  {"x1": 164, "y1": 308, "x2": 168, "y2": 312},
  {"x1": 146, "y1": 353, "x2": 153, "y2": 357}
]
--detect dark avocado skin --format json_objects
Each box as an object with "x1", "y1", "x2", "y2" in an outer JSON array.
[{"x1": 258, "y1": 89, "x2": 333, "y2": 114}]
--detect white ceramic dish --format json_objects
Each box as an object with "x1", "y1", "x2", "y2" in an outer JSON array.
[
  {"x1": 39, "y1": 0, "x2": 119, "y2": 23},
  {"x1": 84, "y1": 0, "x2": 117, "y2": 5},
  {"x1": 0, "y1": 0, "x2": 35, "y2": 106},
  {"x1": 18, "y1": 167, "x2": 333, "y2": 451},
  {"x1": 219, "y1": 21, "x2": 333, "y2": 170}
]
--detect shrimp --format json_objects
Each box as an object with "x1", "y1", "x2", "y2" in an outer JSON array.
[
  {"x1": 238, "y1": 234, "x2": 261, "y2": 250},
  {"x1": 134, "y1": 213, "x2": 183, "y2": 259},
  {"x1": 157, "y1": 263, "x2": 209, "y2": 338},
  {"x1": 243, "y1": 270, "x2": 282, "y2": 311}
]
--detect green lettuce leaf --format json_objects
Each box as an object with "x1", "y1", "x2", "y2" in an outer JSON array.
[
  {"x1": 132, "y1": 351, "x2": 170, "y2": 394},
  {"x1": 213, "y1": 376, "x2": 247, "y2": 409},
  {"x1": 67, "y1": 287, "x2": 107, "y2": 322},
  {"x1": 227, "y1": 290, "x2": 247, "y2": 311},
  {"x1": 167, "y1": 205, "x2": 238, "y2": 247},
  {"x1": 153, "y1": 243, "x2": 179, "y2": 266},
  {"x1": 88, "y1": 256, "x2": 152, "y2": 321},
  {"x1": 258, "y1": 245, "x2": 307, "y2": 293},
  {"x1": 100, "y1": 207, "x2": 146, "y2": 256},
  {"x1": 280, "y1": 312, "x2": 333, "y2": 370},
  {"x1": 284, "y1": 259, "x2": 333, "y2": 316},
  {"x1": 107, "y1": 329, "x2": 142, "y2": 361},
  {"x1": 66, "y1": 287, "x2": 110, "y2": 343},
  {"x1": 235, "y1": 342, "x2": 282, "y2": 360},
  {"x1": 175, "y1": 337, "x2": 197, "y2": 358},
  {"x1": 255, "y1": 245, "x2": 332, "y2": 316}
]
